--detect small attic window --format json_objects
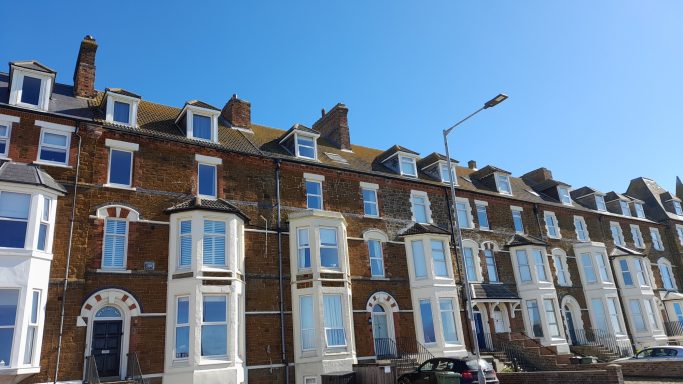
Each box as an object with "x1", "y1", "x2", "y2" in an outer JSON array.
[
  {"x1": 438, "y1": 162, "x2": 457, "y2": 185},
  {"x1": 495, "y1": 173, "x2": 512, "y2": 195},
  {"x1": 105, "y1": 91, "x2": 140, "y2": 127},
  {"x1": 620, "y1": 200, "x2": 631, "y2": 217},
  {"x1": 558, "y1": 186, "x2": 571, "y2": 205},
  {"x1": 9, "y1": 64, "x2": 55, "y2": 111},
  {"x1": 674, "y1": 201, "x2": 683, "y2": 216},
  {"x1": 634, "y1": 202, "x2": 646, "y2": 218},
  {"x1": 193, "y1": 115, "x2": 212, "y2": 140},
  {"x1": 296, "y1": 133, "x2": 317, "y2": 160},
  {"x1": 399, "y1": 155, "x2": 417, "y2": 177},
  {"x1": 324, "y1": 152, "x2": 348, "y2": 164},
  {"x1": 595, "y1": 195, "x2": 607, "y2": 211},
  {"x1": 177, "y1": 103, "x2": 220, "y2": 143}
]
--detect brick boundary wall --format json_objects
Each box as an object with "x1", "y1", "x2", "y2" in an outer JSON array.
[
  {"x1": 561, "y1": 360, "x2": 683, "y2": 379},
  {"x1": 497, "y1": 365, "x2": 623, "y2": 384}
]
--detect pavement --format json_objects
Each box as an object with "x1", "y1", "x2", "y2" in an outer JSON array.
[{"x1": 625, "y1": 379, "x2": 683, "y2": 384}]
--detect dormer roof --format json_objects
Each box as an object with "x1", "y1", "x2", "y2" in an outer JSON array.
[
  {"x1": 278, "y1": 123, "x2": 320, "y2": 143},
  {"x1": 660, "y1": 191, "x2": 681, "y2": 202},
  {"x1": 174, "y1": 100, "x2": 220, "y2": 124},
  {"x1": 506, "y1": 233, "x2": 547, "y2": 247},
  {"x1": 10, "y1": 60, "x2": 56, "y2": 74},
  {"x1": 105, "y1": 88, "x2": 141, "y2": 99},
  {"x1": 605, "y1": 191, "x2": 629, "y2": 202},
  {"x1": 570, "y1": 186, "x2": 603, "y2": 199},
  {"x1": 399, "y1": 223, "x2": 450, "y2": 237},
  {"x1": 470, "y1": 165, "x2": 511, "y2": 180},
  {"x1": 376, "y1": 145, "x2": 419, "y2": 163},
  {"x1": 417, "y1": 152, "x2": 458, "y2": 170}
]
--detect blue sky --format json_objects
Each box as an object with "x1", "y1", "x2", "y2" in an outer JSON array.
[{"x1": 2, "y1": 1, "x2": 682, "y2": 193}]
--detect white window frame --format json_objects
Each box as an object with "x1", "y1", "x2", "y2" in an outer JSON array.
[
  {"x1": 516, "y1": 249, "x2": 532, "y2": 283},
  {"x1": 300, "y1": 295, "x2": 316, "y2": 351},
  {"x1": 398, "y1": 155, "x2": 418, "y2": 177},
  {"x1": 483, "y1": 246, "x2": 498, "y2": 282},
  {"x1": 295, "y1": 133, "x2": 318, "y2": 160},
  {"x1": 574, "y1": 215, "x2": 589, "y2": 241},
  {"x1": 322, "y1": 294, "x2": 347, "y2": 348},
  {"x1": 319, "y1": 227, "x2": 339, "y2": 270},
  {"x1": 644, "y1": 299, "x2": 659, "y2": 330},
  {"x1": 368, "y1": 239, "x2": 385, "y2": 278},
  {"x1": 37, "y1": 196, "x2": 51, "y2": 252},
  {"x1": 511, "y1": 206, "x2": 524, "y2": 234},
  {"x1": 463, "y1": 246, "x2": 481, "y2": 282},
  {"x1": 630, "y1": 225, "x2": 645, "y2": 249},
  {"x1": 634, "y1": 202, "x2": 646, "y2": 219},
  {"x1": 35, "y1": 121, "x2": 75, "y2": 167},
  {"x1": 495, "y1": 173, "x2": 512, "y2": 195},
  {"x1": 105, "y1": 139, "x2": 139, "y2": 189},
  {"x1": 581, "y1": 252, "x2": 598, "y2": 284},
  {"x1": 674, "y1": 200, "x2": 683, "y2": 216},
  {"x1": 438, "y1": 161, "x2": 457, "y2": 185},
  {"x1": 455, "y1": 198, "x2": 473, "y2": 229},
  {"x1": 200, "y1": 294, "x2": 229, "y2": 358},
  {"x1": 0, "y1": 190, "x2": 31, "y2": 249},
  {"x1": 675, "y1": 224, "x2": 683, "y2": 246},
  {"x1": 105, "y1": 93, "x2": 139, "y2": 127},
  {"x1": 178, "y1": 220, "x2": 192, "y2": 269},
  {"x1": 475, "y1": 200, "x2": 489, "y2": 230},
  {"x1": 23, "y1": 289, "x2": 40, "y2": 365},
  {"x1": 629, "y1": 299, "x2": 647, "y2": 332},
  {"x1": 297, "y1": 228, "x2": 311, "y2": 271},
  {"x1": 202, "y1": 219, "x2": 228, "y2": 267},
  {"x1": 185, "y1": 106, "x2": 220, "y2": 143},
  {"x1": 439, "y1": 298, "x2": 459, "y2": 344},
  {"x1": 544, "y1": 298, "x2": 561, "y2": 337},
  {"x1": 610, "y1": 222, "x2": 625, "y2": 246},
  {"x1": 658, "y1": 258, "x2": 676, "y2": 291},
  {"x1": 360, "y1": 182, "x2": 379, "y2": 218},
  {"x1": 595, "y1": 253, "x2": 611, "y2": 283},
  {"x1": 544, "y1": 211, "x2": 561, "y2": 239},
  {"x1": 196, "y1": 154, "x2": 222, "y2": 200},
  {"x1": 620, "y1": 200, "x2": 632, "y2": 217},
  {"x1": 305, "y1": 173, "x2": 324, "y2": 210},
  {"x1": 620, "y1": 259, "x2": 634, "y2": 287},
  {"x1": 410, "y1": 190, "x2": 432, "y2": 224},
  {"x1": 0, "y1": 114, "x2": 19, "y2": 159},
  {"x1": 650, "y1": 227, "x2": 664, "y2": 250},
  {"x1": 595, "y1": 195, "x2": 607, "y2": 212},
  {"x1": 101, "y1": 217, "x2": 128, "y2": 270},
  {"x1": 558, "y1": 186, "x2": 571, "y2": 205},
  {"x1": 607, "y1": 298, "x2": 623, "y2": 334},
  {"x1": 8, "y1": 67, "x2": 54, "y2": 111},
  {"x1": 532, "y1": 249, "x2": 549, "y2": 282},
  {"x1": 0, "y1": 289, "x2": 19, "y2": 367},
  {"x1": 174, "y1": 296, "x2": 190, "y2": 360},
  {"x1": 634, "y1": 258, "x2": 650, "y2": 287},
  {"x1": 552, "y1": 250, "x2": 571, "y2": 286}
]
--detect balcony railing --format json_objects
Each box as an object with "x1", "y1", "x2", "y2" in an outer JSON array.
[
  {"x1": 373, "y1": 337, "x2": 434, "y2": 374},
  {"x1": 572, "y1": 328, "x2": 633, "y2": 359},
  {"x1": 126, "y1": 352, "x2": 149, "y2": 384},
  {"x1": 664, "y1": 320, "x2": 683, "y2": 337},
  {"x1": 83, "y1": 355, "x2": 100, "y2": 384}
]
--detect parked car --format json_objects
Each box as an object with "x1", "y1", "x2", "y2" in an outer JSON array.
[
  {"x1": 613, "y1": 346, "x2": 683, "y2": 362},
  {"x1": 398, "y1": 357, "x2": 499, "y2": 384}
]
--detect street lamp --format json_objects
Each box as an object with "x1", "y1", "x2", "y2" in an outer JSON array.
[{"x1": 443, "y1": 93, "x2": 507, "y2": 384}]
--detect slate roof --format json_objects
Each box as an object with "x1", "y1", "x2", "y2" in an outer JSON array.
[
  {"x1": 610, "y1": 245, "x2": 644, "y2": 257},
  {"x1": 164, "y1": 197, "x2": 249, "y2": 222},
  {"x1": 376, "y1": 145, "x2": 420, "y2": 163},
  {"x1": 470, "y1": 283, "x2": 520, "y2": 300},
  {"x1": 506, "y1": 234, "x2": 547, "y2": 247},
  {"x1": 0, "y1": 161, "x2": 66, "y2": 193},
  {"x1": 0, "y1": 73, "x2": 93, "y2": 119},
  {"x1": 571, "y1": 186, "x2": 603, "y2": 199},
  {"x1": 626, "y1": 177, "x2": 683, "y2": 222},
  {"x1": 417, "y1": 152, "x2": 458, "y2": 169},
  {"x1": 470, "y1": 165, "x2": 511, "y2": 180},
  {"x1": 399, "y1": 223, "x2": 451, "y2": 237}
]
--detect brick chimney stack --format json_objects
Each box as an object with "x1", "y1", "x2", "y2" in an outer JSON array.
[
  {"x1": 221, "y1": 94, "x2": 251, "y2": 128},
  {"x1": 312, "y1": 103, "x2": 351, "y2": 151},
  {"x1": 73, "y1": 35, "x2": 98, "y2": 98},
  {"x1": 468, "y1": 160, "x2": 477, "y2": 170}
]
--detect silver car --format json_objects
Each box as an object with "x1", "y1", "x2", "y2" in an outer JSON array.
[{"x1": 615, "y1": 346, "x2": 683, "y2": 362}]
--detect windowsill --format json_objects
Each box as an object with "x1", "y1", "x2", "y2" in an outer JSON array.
[
  {"x1": 171, "y1": 359, "x2": 190, "y2": 368},
  {"x1": 198, "y1": 194, "x2": 218, "y2": 200},
  {"x1": 198, "y1": 357, "x2": 231, "y2": 365},
  {"x1": 363, "y1": 215, "x2": 381, "y2": 219},
  {"x1": 479, "y1": 227, "x2": 491, "y2": 231},
  {"x1": 33, "y1": 160, "x2": 72, "y2": 169},
  {"x1": 370, "y1": 276, "x2": 389, "y2": 280},
  {"x1": 15, "y1": 102, "x2": 46, "y2": 111},
  {"x1": 0, "y1": 156, "x2": 11, "y2": 161},
  {"x1": 200, "y1": 265, "x2": 230, "y2": 272},
  {"x1": 96, "y1": 268, "x2": 132, "y2": 274},
  {"x1": 103, "y1": 183, "x2": 136, "y2": 191},
  {"x1": 190, "y1": 136, "x2": 217, "y2": 144}
]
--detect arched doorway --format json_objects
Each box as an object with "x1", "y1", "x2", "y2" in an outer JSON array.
[
  {"x1": 92, "y1": 306, "x2": 123, "y2": 378},
  {"x1": 491, "y1": 305, "x2": 509, "y2": 333},
  {"x1": 560, "y1": 296, "x2": 583, "y2": 345},
  {"x1": 366, "y1": 292, "x2": 399, "y2": 358},
  {"x1": 473, "y1": 305, "x2": 489, "y2": 350}
]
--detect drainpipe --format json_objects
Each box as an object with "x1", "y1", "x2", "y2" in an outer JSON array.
[
  {"x1": 275, "y1": 159, "x2": 289, "y2": 384},
  {"x1": 53, "y1": 127, "x2": 82, "y2": 384}
]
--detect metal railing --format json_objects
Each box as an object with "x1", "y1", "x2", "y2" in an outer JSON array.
[
  {"x1": 479, "y1": 331, "x2": 495, "y2": 352},
  {"x1": 572, "y1": 328, "x2": 633, "y2": 359},
  {"x1": 491, "y1": 334, "x2": 540, "y2": 372},
  {"x1": 83, "y1": 355, "x2": 100, "y2": 384},
  {"x1": 664, "y1": 320, "x2": 683, "y2": 337},
  {"x1": 126, "y1": 352, "x2": 149, "y2": 384},
  {"x1": 373, "y1": 337, "x2": 434, "y2": 374}
]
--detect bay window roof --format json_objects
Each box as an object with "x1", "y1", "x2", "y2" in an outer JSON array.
[
  {"x1": 0, "y1": 161, "x2": 66, "y2": 193},
  {"x1": 164, "y1": 196, "x2": 249, "y2": 222}
]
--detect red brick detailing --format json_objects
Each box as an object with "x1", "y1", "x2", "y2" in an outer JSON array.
[
  {"x1": 129, "y1": 303, "x2": 137, "y2": 311},
  {"x1": 121, "y1": 294, "x2": 129, "y2": 302},
  {"x1": 94, "y1": 294, "x2": 102, "y2": 302},
  {"x1": 106, "y1": 207, "x2": 116, "y2": 217},
  {"x1": 84, "y1": 303, "x2": 92, "y2": 311},
  {"x1": 73, "y1": 36, "x2": 97, "y2": 98},
  {"x1": 119, "y1": 208, "x2": 130, "y2": 218}
]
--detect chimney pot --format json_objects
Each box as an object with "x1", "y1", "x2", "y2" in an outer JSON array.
[
  {"x1": 221, "y1": 94, "x2": 251, "y2": 128},
  {"x1": 321, "y1": 108, "x2": 326, "y2": 117},
  {"x1": 468, "y1": 160, "x2": 477, "y2": 170},
  {"x1": 73, "y1": 35, "x2": 98, "y2": 98}
]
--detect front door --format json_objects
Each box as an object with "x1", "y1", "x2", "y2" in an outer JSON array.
[
  {"x1": 564, "y1": 308, "x2": 578, "y2": 345},
  {"x1": 92, "y1": 320, "x2": 123, "y2": 378},
  {"x1": 473, "y1": 311, "x2": 486, "y2": 349},
  {"x1": 493, "y1": 308, "x2": 506, "y2": 333}
]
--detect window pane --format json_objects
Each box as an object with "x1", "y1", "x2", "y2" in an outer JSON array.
[
  {"x1": 464, "y1": 247, "x2": 477, "y2": 281},
  {"x1": 40, "y1": 147, "x2": 67, "y2": 163},
  {"x1": 592, "y1": 299, "x2": 608, "y2": 332},
  {"x1": 582, "y1": 253, "x2": 597, "y2": 283},
  {"x1": 526, "y1": 301, "x2": 543, "y2": 338},
  {"x1": 516, "y1": 250, "x2": 531, "y2": 282},
  {"x1": 0, "y1": 289, "x2": 18, "y2": 366},
  {"x1": 533, "y1": 250, "x2": 547, "y2": 281},
  {"x1": 177, "y1": 297, "x2": 189, "y2": 324},
  {"x1": 477, "y1": 205, "x2": 489, "y2": 229},
  {"x1": 296, "y1": 136, "x2": 316, "y2": 159},
  {"x1": 431, "y1": 240, "x2": 448, "y2": 277},
  {"x1": 203, "y1": 296, "x2": 226, "y2": 322},
  {"x1": 607, "y1": 298, "x2": 622, "y2": 334},
  {"x1": 37, "y1": 223, "x2": 48, "y2": 251},
  {"x1": 113, "y1": 101, "x2": 131, "y2": 124},
  {"x1": 412, "y1": 240, "x2": 427, "y2": 278},
  {"x1": 323, "y1": 295, "x2": 346, "y2": 347},
  {"x1": 203, "y1": 220, "x2": 226, "y2": 266},
  {"x1": 419, "y1": 300, "x2": 436, "y2": 343},
  {"x1": 193, "y1": 115, "x2": 212, "y2": 140},
  {"x1": 0, "y1": 192, "x2": 31, "y2": 219},
  {"x1": 412, "y1": 196, "x2": 428, "y2": 223},
  {"x1": 175, "y1": 326, "x2": 189, "y2": 359},
  {"x1": 369, "y1": 240, "x2": 384, "y2": 277},
  {"x1": 485, "y1": 249, "x2": 498, "y2": 282},
  {"x1": 179, "y1": 221, "x2": 192, "y2": 267},
  {"x1": 400, "y1": 157, "x2": 416, "y2": 176},
  {"x1": 512, "y1": 211, "x2": 524, "y2": 233},
  {"x1": 21, "y1": 76, "x2": 41, "y2": 105},
  {"x1": 630, "y1": 300, "x2": 647, "y2": 332},
  {"x1": 43, "y1": 132, "x2": 67, "y2": 147},
  {"x1": 620, "y1": 260, "x2": 633, "y2": 286},
  {"x1": 198, "y1": 164, "x2": 216, "y2": 197},
  {"x1": 109, "y1": 149, "x2": 133, "y2": 186},
  {"x1": 544, "y1": 299, "x2": 561, "y2": 337},
  {"x1": 439, "y1": 299, "x2": 458, "y2": 343},
  {"x1": 320, "y1": 228, "x2": 338, "y2": 268},
  {"x1": 306, "y1": 181, "x2": 322, "y2": 209},
  {"x1": 297, "y1": 228, "x2": 311, "y2": 269},
  {"x1": 362, "y1": 189, "x2": 378, "y2": 216},
  {"x1": 201, "y1": 324, "x2": 227, "y2": 356},
  {"x1": 456, "y1": 202, "x2": 469, "y2": 228},
  {"x1": 300, "y1": 295, "x2": 315, "y2": 350}
]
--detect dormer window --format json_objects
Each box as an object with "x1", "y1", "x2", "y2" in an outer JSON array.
[
  {"x1": 438, "y1": 162, "x2": 457, "y2": 184},
  {"x1": 674, "y1": 201, "x2": 683, "y2": 216},
  {"x1": 8, "y1": 62, "x2": 55, "y2": 111},
  {"x1": 634, "y1": 202, "x2": 646, "y2": 219},
  {"x1": 495, "y1": 173, "x2": 512, "y2": 195},
  {"x1": 296, "y1": 134, "x2": 317, "y2": 160},
  {"x1": 595, "y1": 195, "x2": 607, "y2": 211},
  {"x1": 177, "y1": 102, "x2": 220, "y2": 143},
  {"x1": 399, "y1": 155, "x2": 417, "y2": 177},
  {"x1": 620, "y1": 201, "x2": 631, "y2": 216},
  {"x1": 558, "y1": 187, "x2": 571, "y2": 205},
  {"x1": 105, "y1": 90, "x2": 140, "y2": 127}
]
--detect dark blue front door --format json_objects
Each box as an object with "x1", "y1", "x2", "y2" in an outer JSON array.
[
  {"x1": 565, "y1": 309, "x2": 577, "y2": 344},
  {"x1": 474, "y1": 312, "x2": 486, "y2": 349}
]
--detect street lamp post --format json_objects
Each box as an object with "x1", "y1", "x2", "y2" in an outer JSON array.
[{"x1": 443, "y1": 93, "x2": 507, "y2": 384}]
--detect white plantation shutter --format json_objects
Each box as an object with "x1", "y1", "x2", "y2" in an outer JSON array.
[
  {"x1": 103, "y1": 218, "x2": 127, "y2": 269},
  {"x1": 203, "y1": 220, "x2": 226, "y2": 266},
  {"x1": 179, "y1": 220, "x2": 192, "y2": 267}
]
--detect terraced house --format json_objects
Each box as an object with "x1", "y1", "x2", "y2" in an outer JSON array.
[{"x1": 1, "y1": 36, "x2": 683, "y2": 384}]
